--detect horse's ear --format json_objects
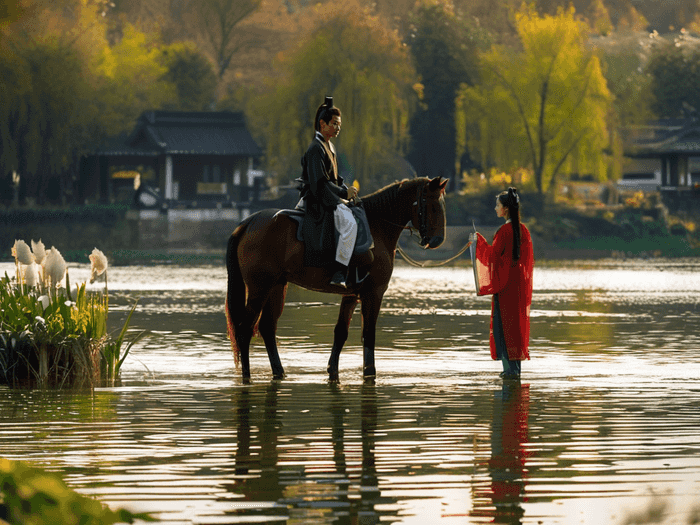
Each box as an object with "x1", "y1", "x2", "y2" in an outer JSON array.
[{"x1": 440, "y1": 178, "x2": 449, "y2": 190}]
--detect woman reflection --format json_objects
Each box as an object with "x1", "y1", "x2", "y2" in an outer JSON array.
[{"x1": 489, "y1": 381, "x2": 530, "y2": 523}]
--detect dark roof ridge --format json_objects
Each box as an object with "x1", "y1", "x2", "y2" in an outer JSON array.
[{"x1": 141, "y1": 110, "x2": 245, "y2": 127}]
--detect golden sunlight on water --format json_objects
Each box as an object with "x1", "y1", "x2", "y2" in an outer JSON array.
[{"x1": 1, "y1": 261, "x2": 700, "y2": 524}]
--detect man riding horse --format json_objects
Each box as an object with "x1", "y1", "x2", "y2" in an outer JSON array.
[{"x1": 296, "y1": 96, "x2": 359, "y2": 288}]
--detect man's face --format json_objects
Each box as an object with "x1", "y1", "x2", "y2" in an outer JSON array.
[{"x1": 320, "y1": 115, "x2": 341, "y2": 140}]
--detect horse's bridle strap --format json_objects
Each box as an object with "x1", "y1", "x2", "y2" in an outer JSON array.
[{"x1": 415, "y1": 184, "x2": 429, "y2": 245}]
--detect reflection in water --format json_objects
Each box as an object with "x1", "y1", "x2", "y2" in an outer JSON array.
[
  {"x1": 219, "y1": 383, "x2": 387, "y2": 524},
  {"x1": 487, "y1": 382, "x2": 530, "y2": 524}
]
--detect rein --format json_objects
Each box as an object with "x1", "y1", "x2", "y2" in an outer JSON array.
[
  {"x1": 374, "y1": 179, "x2": 474, "y2": 268},
  {"x1": 396, "y1": 239, "x2": 473, "y2": 268}
]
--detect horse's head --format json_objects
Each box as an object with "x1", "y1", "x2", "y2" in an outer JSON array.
[{"x1": 412, "y1": 177, "x2": 448, "y2": 249}]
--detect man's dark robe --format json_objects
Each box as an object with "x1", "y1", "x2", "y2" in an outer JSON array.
[{"x1": 298, "y1": 132, "x2": 350, "y2": 267}]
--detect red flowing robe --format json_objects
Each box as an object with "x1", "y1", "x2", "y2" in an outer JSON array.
[{"x1": 474, "y1": 223, "x2": 534, "y2": 361}]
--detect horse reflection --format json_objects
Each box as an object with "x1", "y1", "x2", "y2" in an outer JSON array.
[{"x1": 225, "y1": 383, "x2": 392, "y2": 523}]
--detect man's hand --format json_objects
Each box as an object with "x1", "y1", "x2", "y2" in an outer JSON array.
[
  {"x1": 347, "y1": 186, "x2": 358, "y2": 200},
  {"x1": 469, "y1": 232, "x2": 477, "y2": 243}
]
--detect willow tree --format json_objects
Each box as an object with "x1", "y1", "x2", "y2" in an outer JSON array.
[
  {"x1": 456, "y1": 5, "x2": 612, "y2": 195},
  {"x1": 0, "y1": 2, "x2": 184, "y2": 205},
  {"x1": 0, "y1": 0, "x2": 109, "y2": 204},
  {"x1": 255, "y1": 3, "x2": 417, "y2": 192}
]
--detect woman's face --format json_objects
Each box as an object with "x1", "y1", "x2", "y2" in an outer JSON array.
[{"x1": 495, "y1": 198, "x2": 509, "y2": 219}]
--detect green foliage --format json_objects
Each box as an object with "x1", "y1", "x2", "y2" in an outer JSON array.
[
  {"x1": 253, "y1": 3, "x2": 418, "y2": 192},
  {"x1": 0, "y1": 457, "x2": 153, "y2": 524},
  {"x1": 101, "y1": 300, "x2": 144, "y2": 384},
  {"x1": 161, "y1": 43, "x2": 218, "y2": 111},
  {"x1": 595, "y1": 34, "x2": 656, "y2": 127},
  {"x1": 646, "y1": 38, "x2": 700, "y2": 118},
  {"x1": 456, "y1": 5, "x2": 612, "y2": 196},
  {"x1": 406, "y1": 1, "x2": 487, "y2": 180},
  {"x1": 0, "y1": 248, "x2": 140, "y2": 388},
  {"x1": 95, "y1": 24, "x2": 178, "y2": 134}
]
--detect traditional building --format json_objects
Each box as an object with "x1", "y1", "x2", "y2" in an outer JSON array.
[
  {"x1": 79, "y1": 110, "x2": 265, "y2": 207},
  {"x1": 78, "y1": 111, "x2": 277, "y2": 250},
  {"x1": 623, "y1": 118, "x2": 700, "y2": 188}
]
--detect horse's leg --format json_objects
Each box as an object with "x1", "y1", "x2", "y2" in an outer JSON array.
[
  {"x1": 258, "y1": 283, "x2": 287, "y2": 379},
  {"x1": 360, "y1": 291, "x2": 384, "y2": 379},
  {"x1": 327, "y1": 295, "x2": 359, "y2": 382},
  {"x1": 237, "y1": 286, "x2": 274, "y2": 380}
]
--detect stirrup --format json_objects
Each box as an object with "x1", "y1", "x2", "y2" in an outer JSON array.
[{"x1": 330, "y1": 271, "x2": 347, "y2": 288}]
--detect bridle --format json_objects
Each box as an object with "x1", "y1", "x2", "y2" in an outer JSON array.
[
  {"x1": 413, "y1": 182, "x2": 431, "y2": 247},
  {"x1": 378, "y1": 181, "x2": 432, "y2": 246}
]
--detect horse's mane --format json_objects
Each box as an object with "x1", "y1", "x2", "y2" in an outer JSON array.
[{"x1": 361, "y1": 178, "x2": 424, "y2": 219}]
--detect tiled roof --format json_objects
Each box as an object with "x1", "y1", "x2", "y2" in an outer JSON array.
[
  {"x1": 626, "y1": 118, "x2": 700, "y2": 156},
  {"x1": 98, "y1": 111, "x2": 263, "y2": 157}
]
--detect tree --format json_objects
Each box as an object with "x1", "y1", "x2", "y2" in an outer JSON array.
[
  {"x1": 0, "y1": 0, "x2": 110, "y2": 204},
  {"x1": 95, "y1": 24, "x2": 177, "y2": 133},
  {"x1": 456, "y1": 5, "x2": 612, "y2": 196},
  {"x1": 185, "y1": 0, "x2": 261, "y2": 79},
  {"x1": 161, "y1": 43, "x2": 218, "y2": 110},
  {"x1": 0, "y1": 2, "x2": 184, "y2": 205},
  {"x1": 405, "y1": 0, "x2": 485, "y2": 187},
  {"x1": 646, "y1": 37, "x2": 700, "y2": 118},
  {"x1": 253, "y1": 2, "x2": 418, "y2": 192}
]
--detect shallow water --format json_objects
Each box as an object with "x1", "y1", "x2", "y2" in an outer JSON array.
[{"x1": 1, "y1": 260, "x2": 700, "y2": 524}]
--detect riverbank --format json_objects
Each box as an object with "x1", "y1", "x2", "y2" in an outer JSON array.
[{"x1": 2, "y1": 192, "x2": 699, "y2": 264}]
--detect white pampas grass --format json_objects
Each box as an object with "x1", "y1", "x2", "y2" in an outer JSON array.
[
  {"x1": 31, "y1": 239, "x2": 46, "y2": 264},
  {"x1": 12, "y1": 239, "x2": 34, "y2": 265},
  {"x1": 24, "y1": 262, "x2": 39, "y2": 287},
  {"x1": 89, "y1": 248, "x2": 108, "y2": 284},
  {"x1": 44, "y1": 247, "x2": 67, "y2": 288}
]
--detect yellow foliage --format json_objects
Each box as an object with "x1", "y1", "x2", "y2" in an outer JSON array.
[
  {"x1": 456, "y1": 4, "x2": 612, "y2": 195},
  {"x1": 624, "y1": 191, "x2": 645, "y2": 208}
]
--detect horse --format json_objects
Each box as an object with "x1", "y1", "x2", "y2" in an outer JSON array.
[{"x1": 225, "y1": 176, "x2": 448, "y2": 381}]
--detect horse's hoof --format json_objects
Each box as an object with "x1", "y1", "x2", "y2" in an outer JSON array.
[
  {"x1": 363, "y1": 366, "x2": 376, "y2": 378},
  {"x1": 272, "y1": 373, "x2": 285, "y2": 380},
  {"x1": 328, "y1": 372, "x2": 340, "y2": 383}
]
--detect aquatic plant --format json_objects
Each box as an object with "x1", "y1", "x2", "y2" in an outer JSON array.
[
  {"x1": 0, "y1": 240, "x2": 143, "y2": 388},
  {"x1": 0, "y1": 458, "x2": 153, "y2": 524}
]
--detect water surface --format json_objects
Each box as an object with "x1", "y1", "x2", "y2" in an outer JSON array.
[{"x1": 1, "y1": 260, "x2": 699, "y2": 524}]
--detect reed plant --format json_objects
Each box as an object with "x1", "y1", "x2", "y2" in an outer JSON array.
[{"x1": 0, "y1": 240, "x2": 143, "y2": 388}]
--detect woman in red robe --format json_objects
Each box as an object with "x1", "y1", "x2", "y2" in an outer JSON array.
[{"x1": 471, "y1": 187, "x2": 534, "y2": 379}]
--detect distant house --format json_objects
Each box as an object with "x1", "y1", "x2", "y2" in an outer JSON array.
[
  {"x1": 623, "y1": 118, "x2": 700, "y2": 190},
  {"x1": 79, "y1": 111, "x2": 265, "y2": 208}
]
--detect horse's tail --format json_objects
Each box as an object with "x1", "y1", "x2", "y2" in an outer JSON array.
[{"x1": 225, "y1": 221, "x2": 249, "y2": 367}]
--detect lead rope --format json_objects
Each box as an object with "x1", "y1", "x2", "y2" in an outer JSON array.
[{"x1": 395, "y1": 239, "x2": 473, "y2": 268}]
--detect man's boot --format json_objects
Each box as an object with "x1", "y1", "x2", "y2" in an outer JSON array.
[{"x1": 330, "y1": 263, "x2": 348, "y2": 288}]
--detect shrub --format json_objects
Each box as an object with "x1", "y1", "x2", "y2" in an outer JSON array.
[{"x1": 1, "y1": 241, "x2": 142, "y2": 388}]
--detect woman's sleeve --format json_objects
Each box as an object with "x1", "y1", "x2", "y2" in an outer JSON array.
[
  {"x1": 474, "y1": 227, "x2": 512, "y2": 296},
  {"x1": 522, "y1": 228, "x2": 534, "y2": 308}
]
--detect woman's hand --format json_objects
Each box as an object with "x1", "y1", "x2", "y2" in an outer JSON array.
[
  {"x1": 469, "y1": 232, "x2": 477, "y2": 243},
  {"x1": 347, "y1": 186, "x2": 358, "y2": 200}
]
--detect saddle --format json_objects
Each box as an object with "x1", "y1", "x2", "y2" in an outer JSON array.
[{"x1": 274, "y1": 203, "x2": 375, "y2": 284}]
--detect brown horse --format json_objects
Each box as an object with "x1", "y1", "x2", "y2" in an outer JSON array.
[{"x1": 225, "y1": 176, "x2": 448, "y2": 381}]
